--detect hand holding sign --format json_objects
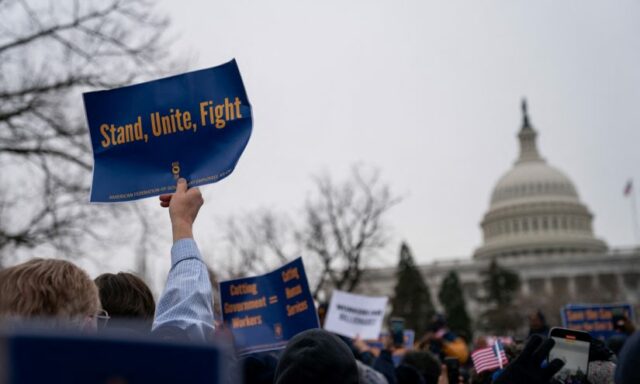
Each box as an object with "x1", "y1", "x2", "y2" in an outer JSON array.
[{"x1": 159, "y1": 178, "x2": 204, "y2": 242}]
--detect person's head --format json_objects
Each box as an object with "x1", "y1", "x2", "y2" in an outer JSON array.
[
  {"x1": 612, "y1": 314, "x2": 635, "y2": 335},
  {"x1": 400, "y1": 351, "x2": 442, "y2": 384},
  {"x1": 242, "y1": 353, "x2": 279, "y2": 384},
  {"x1": 0, "y1": 258, "x2": 100, "y2": 331},
  {"x1": 274, "y1": 329, "x2": 358, "y2": 384},
  {"x1": 94, "y1": 272, "x2": 155, "y2": 330},
  {"x1": 428, "y1": 314, "x2": 446, "y2": 333},
  {"x1": 396, "y1": 363, "x2": 426, "y2": 384},
  {"x1": 528, "y1": 310, "x2": 546, "y2": 330}
]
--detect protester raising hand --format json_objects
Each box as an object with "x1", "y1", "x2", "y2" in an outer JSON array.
[
  {"x1": 352, "y1": 335, "x2": 374, "y2": 356},
  {"x1": 159, "y1": 178, "x2": 204, "y2": 242},
  {"x1": 152, "y1": 178, "x2": 213, "y2": 341},
  {"x1": 492, "y1": 335, "x2": 564, "y2": 384}
]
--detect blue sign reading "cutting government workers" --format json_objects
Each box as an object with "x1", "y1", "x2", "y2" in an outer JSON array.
[
  {"x1": 219, "y1": 258, "x2": 320, "y2": 355},
  {"x1": 83, "y1": 59, "x2": 252, "y2": 203}
]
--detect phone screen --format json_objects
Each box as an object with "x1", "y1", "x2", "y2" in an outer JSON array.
[
  {"x1": 390, "y1": 318, "x2": 404, "y2": 347},
  {"x1": 549, "y1": 335, "x2": 590, "y2": 383}
]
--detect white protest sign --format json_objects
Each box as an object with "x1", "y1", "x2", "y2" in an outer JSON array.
[{"x1": 323, "y1": 290, "x2": 388, "y2": 340}]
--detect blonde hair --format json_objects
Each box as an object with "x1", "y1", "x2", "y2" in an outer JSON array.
[{"x1": 0, "y1": 258, "x2": 99, "y2": 320}]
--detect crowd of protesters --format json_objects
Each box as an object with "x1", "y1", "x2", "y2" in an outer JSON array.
[{"x1": 0, "y1": 178, "x2": 638, "y2": 384}]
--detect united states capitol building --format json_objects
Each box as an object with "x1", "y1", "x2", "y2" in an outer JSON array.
[{"x1": 358, "y1": 101, "x2": 640, "y2": 324}]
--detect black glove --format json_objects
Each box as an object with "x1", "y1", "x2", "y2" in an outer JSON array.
[
  {"x1": 492, "y1": 334, "x2": 565, "y2": 384},
  {"x1": 589, "y1": 338, "x2": 614, "y2": 362}
]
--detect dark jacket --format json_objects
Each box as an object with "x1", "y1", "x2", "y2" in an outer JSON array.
[{"x1": 615, "y1": 331, "x2": 640, "y2": 384}]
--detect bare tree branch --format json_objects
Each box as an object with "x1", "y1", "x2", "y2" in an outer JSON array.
[
  {"x1": 216, "y1": 210, "x2": 298, "y2": 279},
  {"x1": 216, "y1": 165, "x2": 399, "y2": 303},
  {"x1": 302, "y1": 165, "x2": 400, "y2": 300},
  {"x1": 0, "y1": 0, "x2": 174, "y2": 269},
  {"x1": 0, "y1": 1, "x2": 121, "y2": 54},
  {"x1": 0, "y1": 147, "x2": 91, "y2": 170}
]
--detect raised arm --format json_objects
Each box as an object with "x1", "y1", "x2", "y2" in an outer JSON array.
[{"x1": 152, "y1": 178, "x2": 214, "y2": 341}]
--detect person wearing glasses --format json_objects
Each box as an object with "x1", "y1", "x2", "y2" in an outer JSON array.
[
  {"x1": 0, "y1": 178, "x2": 213, "y2": 341},
  {"x1": 94, "y1": 271, "x2": 156, "y2": 333}
]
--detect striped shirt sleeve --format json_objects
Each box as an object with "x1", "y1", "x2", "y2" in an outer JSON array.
[{"x1": 152, "y1": 238, "x2": 214, "y2": 341}]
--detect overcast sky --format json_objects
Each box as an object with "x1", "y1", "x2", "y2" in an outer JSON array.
[{"x1": 151, "y1": 0, "x2": 640, "y2": 268}]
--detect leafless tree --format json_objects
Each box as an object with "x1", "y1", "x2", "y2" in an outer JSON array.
[
  {"x1": 301, "y1": 166, "x2": 400, "y2": 301},
  {"x1": 0, "y1": 0, "x2": 173, "y2": 272},
  {"x1": 217, "y1": 209, "x2": 298, "y2": 279},
  {"x1": 216, "y1": 166, "x2": 399, "y2": 302}
]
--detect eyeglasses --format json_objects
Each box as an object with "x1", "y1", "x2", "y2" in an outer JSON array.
[{"x1": 92, "y1": 309, "x2": 110, "y2": 330}]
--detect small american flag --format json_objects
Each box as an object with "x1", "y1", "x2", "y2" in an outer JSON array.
[
  {"x1": 471, "y1": 341, "x2": 509, "y2": 374},
  {"x1": 624, "y1": 180, "x2": 633, "y2": 197}
]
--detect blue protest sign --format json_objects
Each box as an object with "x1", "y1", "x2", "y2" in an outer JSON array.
[
  {"x1": 404, "y1": 329, "x2": 415, "y2": 349},
  {"x1": 83, "y1": 59, "x2": 252, "y2": 202},
  {"x1": 219, "y1": 258, "x2": 319, "y2": 355},
  {"x1": 2, "y1": 329, "x2": 225, "y2": 384},
  {"x1": 561, "y1": 303, "x2": 634, "y2": 340}
]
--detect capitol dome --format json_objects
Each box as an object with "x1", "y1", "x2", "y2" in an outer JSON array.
[{"x1": 474, "y1": 101, "x2": 607, "y2": 260}]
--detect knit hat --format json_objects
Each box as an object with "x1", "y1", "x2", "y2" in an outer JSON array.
[
  {"x1": 274, "y1": 329, "x2": 359, "y2": 384},
  {"x1": 242, "y1": 352, "x2": 278, "y2": 384},
  {"x1": 396, "y1": 364, "x2": 426, "y2": 384},
  {"x1": 401, "y1": 351, "x2": 442, "y2": 384}
]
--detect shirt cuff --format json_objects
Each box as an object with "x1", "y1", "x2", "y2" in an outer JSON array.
[{"x1": 171, "y1": 238, "x2": 202, "y2": 266}]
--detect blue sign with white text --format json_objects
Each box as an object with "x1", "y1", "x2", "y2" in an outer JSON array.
[
  {"x1": 562, "y1": 303, "x2": 634, "y2": 340},
  {"x1": 219, "y1": 258, "x2": 319, "y2": 355},
  {"x1": 83, "y1": 59, "x2": 252, "y2": 202}
]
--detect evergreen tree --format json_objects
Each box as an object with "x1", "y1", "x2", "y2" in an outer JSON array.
[
  {"x1": 482, "y1": 259, "x2": 520, "y2": 306},
  {"x1": 438, "y1": 270, "x2": 473, "y2": 341},
  {"x1": 478, "y1": 259, "x2": 522, "y2": 334},
  {"x1": 390, "y1": 242, "x2": 435, "y2": 336}
]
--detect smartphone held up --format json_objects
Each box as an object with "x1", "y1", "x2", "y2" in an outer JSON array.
[{"x1": 548, "y1": 327, "x2": 591, "y2": 384}]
